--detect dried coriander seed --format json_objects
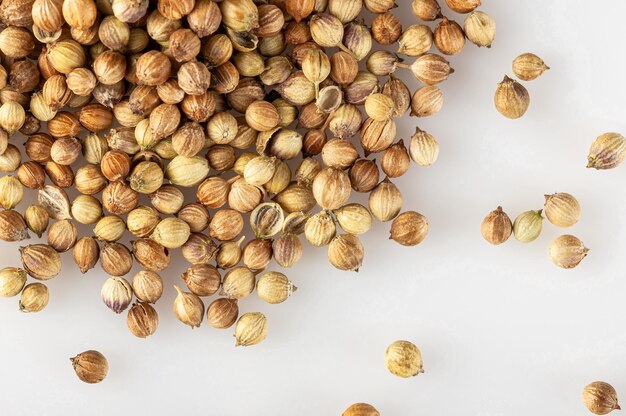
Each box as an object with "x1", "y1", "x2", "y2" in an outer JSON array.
[
  {"x1": 234, "y1": 312, "x2": 267, "y2": 347},
  {"x1": 549, "y1": 235, "x2": 589, "y2": 269},
  {"x1": 481, "y1": 206, "x2": 512, "y2": 245},
  {"x1": 583, "y1": 382, "x2": 621, "y2": 415},
  {"x1": 385, "y1": 340, "x2": 424, "y2": 378},
  {"x1": 494, "y1": 75, "x2": 530, "y2": 119},
  {"x1": 343, "y1": 403, "x2": 381, "y2": 416},
  {"x1": 587, "y1": 133, "x2": 626, "y2": 170},
  {"x1": 512, "y1": 53, "x2": 549, "y2": 81},
  {"x1": 544, "y1": 192, "x2": 581, "y2": 228},
  {"x1": 70, "y1": 350, "x2": 108, "y2": 384}
]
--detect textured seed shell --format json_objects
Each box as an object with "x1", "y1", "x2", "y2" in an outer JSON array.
[
  {"x1": 385, "y1": 340, "x2": 424, "y2": 378},
  {"x1": 464, "y1": 11, "x2": 496, "y2": 48},
  {"x1": 38, "y1": 185, "x2": 72, "y2": 220},
  {"x1": 0, "y1": 267, "x2": 27, "y2": 297},
  {"x1": 20, "y1": 244, "x2": 61, "y2": 280},
  {"x1": 494, "y1": 75, "x2": 530, "y2": 119},
  {"x1": 390, "y1": 211, "x2": 429, "y2": 246},
  {"x1": 328, "y1": 234, "x2": 364, "y2": 272},
  {"x1": 548, "y1": 235, "x2": 589, "y2": 269},
  {"x1": 70, "y1": 350, "x2": 108, "y2": 384},
  {"x1": 582, "y1": 381, "x2": 621, "y2": 415},
  {"x1": 513, "y1": 210, "x2": 543, "y2": 243},
  {"x1": 234, "y1": 312, "x2": 267, "y2": 346},
  {"x1": 587, "y1": 133, "x2": 626, "y2": 170},
  {"x1": 173, "y1": 285, "x2": 205, "y2": 328},
  {"x1": 343, "y1": 403, "x2": 381, "y2": 416},
  {"x1": 544, "y1": 193, "x2": 580, "y2": 228},
  {"x1": 480, "y1": 206, "x2": 512, "y2": 245},
  {"x1": 127, "y1": 302, "x2": 159, "y2": 338},
  {"x1": 206, "y1": 298, "x2": 239, "y2": 329},
  {"x1": 250, "y1": 202, "x2": 284, "y2": 238},
  {"x1": 256, "y1": 271, "x2": 296, "y2": 304},
  {"x1": 512, "y1": 53, "x2": 549, "y2": 81}
]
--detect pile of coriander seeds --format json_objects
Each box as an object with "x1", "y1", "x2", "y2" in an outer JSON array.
[{"x1": 0, "y1": 0, "x2": 496, "y2": 345}]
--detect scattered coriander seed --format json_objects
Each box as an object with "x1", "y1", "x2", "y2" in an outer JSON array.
[
  {"x1": 19, "y1": 282, "x2": 49, "y2": 313},
  {"x1": 544, "y1": 192, "x2": 581, "y2": 228},
  {"x1": 207, "y1": 297, "x2": 239, "y2": 329},
  {"x1": 587, "y1": 133, "x2": 626, "y2": 170},
  {"x1": 0, "y1": 267, "x2": 27, "y2": 298},
  {"x1": 494, "y1": 75, "x2": 530, "y2": 119},
  {"x1": 583, "y1": 382, "x2": 621, "y2": 415},
  {"x1": 481, "y1": 206, "x2": 512, "y2": 245},
  {"x1": 390, "y1": 211, "x2": 429, "y2": 246},
  {"x1": 385, "y1": 340, "x2": 424, "y2": 378},
  {"x1": 256, "y1": 271, "x2": 296, "y2": 304},
  {"x1": 513, "y1": 210, "x2": 543, "y2": 243},
  {"x1": 234, "y1": 312, "x2": 268, "y2": 347},
  {"x1": 173, "y1": 285, "x2": 205, "y2": 328},
  {"x1": 328, "y1": 234, "x2": 364, "y2": 272},
  {"x1": 70, "y1": 350, "x2": 108, "y2": 384},
  {"x1": 464, "y1": 11, "x2": 496, "y2": 48},
  {"x1": 343, "y1": 403, "x2": 381, "y2": 416},
  {"x1": 549, "y1": 235, "x2": 589, "y2": 269},
  {"x1": 127, "y1": 302, "x2": 159, "y2": 338},
  {"x1": 101, "y1": 276, "x2": 133, "y2": 314},
  {"x1": 512, "y1": 53, "x2": 549, "y2": 81}
]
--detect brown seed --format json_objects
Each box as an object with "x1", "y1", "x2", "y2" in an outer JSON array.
[
  {"x1": 544, "y1": 192, "x2": 581, "y2": 228},
  {"x1": 371, "y1": 12, "x2": 402, "y2": 45},
  {"x1": 72, "y1": 236, "x2": 99, "y2": 273},
  {"x1": 182, "y1": 264, "x2": 221, "y2": 296},
  {"x1": 583, "y1": 381, "x2": 621, "y2": 415},
  {"x1": 20, "y1": 244, "x2": 61, "y2": 280},
  {"x1": 411, "y1": 85, "x2": 444, "y2": 118},
  {"x1": 369, "y1": 179, "x2": 403, "y2": 222},
  {"x1": 70, "y1": 350, "x2": 108, "y2": 384},
  {"x1": 412, "y1": 0, "x2": 442, "y2": 21},
  {"x1": 390, "y1": 211, "x2": 429, "y2": 246},
  {"x1": 328, "y1": 234, "x2": 364, "y2": 272},
  {"x1": 445, "y1": 0, "x2": 480, "y2": 13},
  {"x1": 480, "y1": 206, "x2": 512, "y2": 245},
  {"x1": 127, "y1": 302, "x2": 159, "y2": 338},
  {"x1": 206, "y1": 298, "x2": 239, "y2": 329},
  {"x1": 409, "y1": 53, "x2": 454, "y2": 85},
  {"x1": 549, "y1": 235, "x2": 589, "y2": 269},
  {"x1": 132, "y1": 239, "x2": 171, "y2": 272},
  {"x1": 47, "y1": 219, "x2": 78, "y2": 252},
  {"x1": 0, "y1": 210, "x2": 30, "y2": 242},
  {"x1": 132, "y1": 270, "x2": 163, "y2": 304},
  {"x1": 173, "y1": 285, "x2": 205, "y2": 328},
  {"x1": 343, "y1": 403, "x2": 381, "y2": 416},
  {"x1": 381, "y1": 140, "x2": 410, "y2": 178},
  {"x1": 512, "y1": 52, "x2": 549, "y2": 81},
  {"x1": 100, "y1": 242, "x2": 133, "y2": 276},
  {"x1": 494, "y1": 75, "x2": 530, "y2": 119},
  {"x1": 434, "y1": 17, "x2": 465, "y2": 55},
  {"x1": 19, "y1": 282, "x2": 49, "y2": 313}
]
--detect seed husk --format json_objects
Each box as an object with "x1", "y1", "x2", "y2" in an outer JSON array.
[
  {"x1": 207, "y1": 298, "x2": 239, "y2": 329},
  {"x1": 127, "y1": 302, "x2": 159, "y2": 338},
  {"x1": 583, "y1": 381, "x2": 621, "y2": 415},
  {"x1": 0, "y1": 267, "x2": 27, "y2": 298},
  {"x1": 544, "y1": 192, "x2": 580, "y2": 228},
  {"x1": 234, "y1": 312, "x2": 267, "y2": 346},
  {"x1": 256, "y1": 271, "x2": 296, "y2": 304},
  {"x1": 19, "y1": 282, "x2": 49, "y2": 313},
  {"x1": 587, "y1": 133, "x2": 626, "y2": 170},
  {"x1": 513, "y1": 210, "x2": 543, "y2": 243},
  {"x1": 481, "y1": 206, "x2": 512, "y2": 245},
  {"x1": 494, "y1": 75, "x2": 530, "y2": 119},
  {"x1": 390, "y1": 211, "x2": 429, "y2": 246},
  {"x1": 549, "y1": 235, "x2": 589, "y2": 269},
  {"x1": 385, "y1": 340, "x2": 424, "y2": 378},
  {"x1": 512, "y1": 53, "x2": 549, "y2": 81},
  {"x1": 343, "y1": 403, "x2": 381, "y2": 416},
  {"x1": 70, "y1": 350, "x2": 108, "y2": 384},
  {"x1": 173, "y1": 285, "x2": 205, "y2": 328}
]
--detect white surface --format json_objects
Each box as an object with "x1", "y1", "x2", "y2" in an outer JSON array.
[{"x1": 2, "y1": 1, "x2": 626, "y2": 415}]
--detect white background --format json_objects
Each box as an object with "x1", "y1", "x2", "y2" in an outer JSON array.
[{"x1": 1, "y1": 0, "x2": 626, "y2": 415}]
